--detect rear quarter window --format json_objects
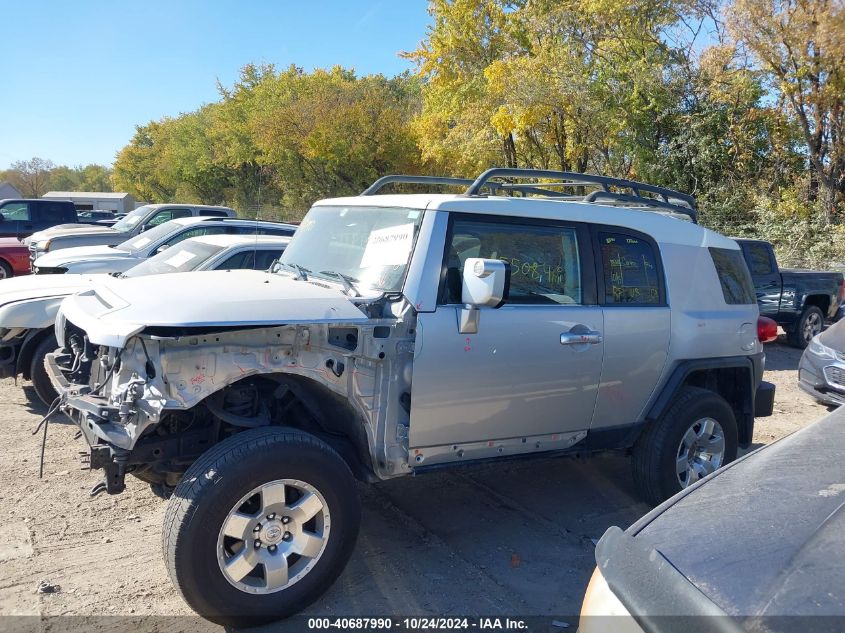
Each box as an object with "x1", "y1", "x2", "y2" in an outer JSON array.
[{"x1": 709, "y1": 247, "x2": 756, "y2": 305}]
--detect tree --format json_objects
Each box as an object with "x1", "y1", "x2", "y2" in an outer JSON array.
[
  {"x1": 7, "y1": 157, "x2": 55, "y2": 197},
  {"x1": 729, "y1": 0, "x2": 845, "y2": 219}
]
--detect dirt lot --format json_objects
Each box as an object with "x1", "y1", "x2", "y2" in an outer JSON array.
[{"x1": 0, "y1": 340, "x2": 830, "y2": 627}]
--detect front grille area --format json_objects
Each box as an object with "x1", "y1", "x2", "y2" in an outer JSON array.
[{"x1": 824, "y1": 366, "x2": 845, "y2": 390}]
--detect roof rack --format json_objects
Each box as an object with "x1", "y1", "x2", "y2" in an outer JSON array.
[
  {"x1": 361, "y1": 169, "x2": 697, "y2": 222},
  {"x1": 360, "y1": 174, "x2": 568, "y2": 199},
  {"x1": 467, "y1": 168, "x2": 697, "y2": 222}
]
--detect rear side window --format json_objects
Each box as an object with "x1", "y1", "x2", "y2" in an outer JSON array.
[
  {"x1": 709, "y1": 247, "x2": 755, "y2": 304},
  {"x1": 39, "y1": 202, "x2": 73, "y2": 223},
  {"x1": 202, "y1": 209, "x2": 230, "y2": 217},
  {"x1": 598, "y1": 231, "x2": 662, "y2": 305}
]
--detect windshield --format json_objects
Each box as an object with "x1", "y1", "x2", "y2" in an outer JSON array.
[
  {"x1": 122, "y1": 238, "x2": 225, "y2": 278},
  {"x1": 116, "y1": 220, "x2": 183, "y2": 253},
  {"x1": 112, "y1": 205, "x2": 153, "y2": 233},
  {"x1": 279, "y1": 205, "x2": 424, "y2": 293}
]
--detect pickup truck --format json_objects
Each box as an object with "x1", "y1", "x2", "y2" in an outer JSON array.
[
  {"x1": 0, "y1": 199, "x2": 78, "y2": 239},
  {"x1": 25, "y1": 203, "x2": 236, "y2": 267},
  {"x1": 734, "y1": 238, "x2": 844, "y2": 348}
]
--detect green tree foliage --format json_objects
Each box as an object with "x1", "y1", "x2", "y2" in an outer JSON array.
[
  {"x1": 105, "y1": 0, "x2": 843, "y2": 264},
  {"x1": 113, "y1": 65, "x2": 422, "y2": 220},
  {"x1": 1, "y1": 159, "x2": 113, "y2": 196}
]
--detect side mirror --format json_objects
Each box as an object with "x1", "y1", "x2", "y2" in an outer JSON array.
[
  {"x1": 155, "y1": 244, "x2": 170, "y2": 254},
  {"x1": 459, "y1": 258, "x2": 510, "y2": 333}
]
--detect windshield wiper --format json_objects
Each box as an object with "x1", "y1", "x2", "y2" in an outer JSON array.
[
  {"x1": 276, "y1": 261, "x2": 311, "y2": 280},
  {"x1": 319, "y1": 270, "x2": 362, "y2": 297}
]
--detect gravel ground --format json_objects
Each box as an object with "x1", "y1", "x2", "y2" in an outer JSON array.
[{"x1": 0, "y1": 339, "x2": 830, "y2": 628}]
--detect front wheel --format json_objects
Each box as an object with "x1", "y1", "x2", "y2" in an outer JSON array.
[
  {"x1": 163, "y1": 427, "x2": 361, "y2": 627},
  {"x1": 632, "y1": 386, "x2": 738, "y2": 506},
  {"x1": 30, "y1": 334, "x2": 59, "y2": 407}
]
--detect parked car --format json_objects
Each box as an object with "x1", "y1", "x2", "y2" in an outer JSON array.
[
  {"x1": 581, "y1": 406, "x2": 845, "y2": 633},
  {"x1": 0, "y1": 233, "x2": 289, "y2": 406},
  {"x1": 31, "y1": 216, "x2": 296, "y2": 274},
  {"x1": 0, "y1": 237, "x2": 31, "y2": 279},
  {"x1": 45, "y1": 169, "x2": 774, "y2": 625},
  {"x1": 734, "y1": 238, "x2": 844, "y2": 348},
  {"x1": 798, "y1": 317, "x2": 845, "y2": 406},
  {"x1": 0, "y1": 199, "x2": 78, "y2": 239},
  {"x1": 25, "y1": 203, "x2": 237, "y2": 266}
]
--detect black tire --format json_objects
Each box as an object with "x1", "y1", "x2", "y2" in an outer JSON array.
[
  {"x1": 787, "y1": 305, "x2": 824, "y2": 349},
  {"x1": 0, "y1": 259, "x2": 13, "y2": 279},
  {"x1": 632, "y1": 386, "x2": 738, "y2": 506},
  {"x1": 30, "y1": 334, "x2": 59, "y2": 407},
  {"x1": 163, "y1": 427, "x2": 361, "y2": 626}
]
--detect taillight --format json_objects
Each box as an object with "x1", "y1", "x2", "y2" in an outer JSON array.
[{"x1": 757, "y1": 316, "x2": 778, "y2": 343}]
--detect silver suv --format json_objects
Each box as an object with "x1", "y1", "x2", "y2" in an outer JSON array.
[{"x1": 45, "y1": 169, "x2": 775, "y2": 625}]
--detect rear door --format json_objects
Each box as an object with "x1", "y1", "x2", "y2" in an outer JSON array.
[
  {"x1": 588, "y1": 227, "x2": 670, "y2": 429},
  {"x1": 409, "y1": 213, "x2": 603, "y2": 464}
]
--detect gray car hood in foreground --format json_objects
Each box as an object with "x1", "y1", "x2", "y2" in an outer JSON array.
[
  {"x1": 60, "y1": 269, "x2": 369, "y2": 347},
  {"x1": 29, "y1": 223, "x2": 118, "y2": 242},
  {"x1": 602, "y1": 408, "x2": 845, "y2": 628}
]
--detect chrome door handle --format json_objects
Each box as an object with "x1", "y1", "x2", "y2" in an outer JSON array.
[{"x1": 560, "y1": 331, "x2": 603, "y2": 345}]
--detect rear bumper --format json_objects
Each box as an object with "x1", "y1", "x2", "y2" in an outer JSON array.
[{"x1": 754, "y1": 381, "x2": 776, "y2": 417}]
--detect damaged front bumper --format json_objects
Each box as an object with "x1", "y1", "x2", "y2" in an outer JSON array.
[{"x1": 45, "y1": 350, "x2": 163, "y2": 495}]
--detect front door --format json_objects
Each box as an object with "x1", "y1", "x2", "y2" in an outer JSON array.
[{"x1": 409, "y1": 214, "x2": 604, "y2": 464}]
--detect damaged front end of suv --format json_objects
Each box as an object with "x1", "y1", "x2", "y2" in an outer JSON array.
[{"x1": 46, "y1": 205, "x2": 423, "y2": 497}]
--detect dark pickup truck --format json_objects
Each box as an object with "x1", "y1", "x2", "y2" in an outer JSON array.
[
  {"x1": 0, "y1": 199, "x2": 78, "y2": 239},
  {"x1": 735, "y1": 238, "x2": 844, "y2": 348}
]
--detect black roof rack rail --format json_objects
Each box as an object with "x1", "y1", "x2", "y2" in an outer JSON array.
[
  {"x1": 360, "y1": 174, "x2": 564, "y2": 198},
  {"x1": 361, "y1": 175, "x2": 477, "y2": 196},
  {"x1": 466, "y1": 168, "x2": 697, "y2": 222}
]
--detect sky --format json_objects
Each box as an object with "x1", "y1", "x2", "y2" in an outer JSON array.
[{"x1": 0, "y1": 1, "x2": 431, "y2": 169}]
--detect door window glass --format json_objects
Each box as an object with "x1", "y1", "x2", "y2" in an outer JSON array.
[
  {"x1": 163, "y1": 226, "x2": 226, "y2": 248},
  {"x1": 0, "y1": 202, "x2": 30, "y2": 221},
  {"x1": 146, "y1": 209, "x2": 192, "y2": 227},
  {"x1": 445, "y1": 218, "x2": 581, "y2": 305},
  {"x1": 598, "y1": 232, "x2": 662, "y2": 305},
  {"x1": 743, "y1": 243, "x2": 774, "y2": 275}
]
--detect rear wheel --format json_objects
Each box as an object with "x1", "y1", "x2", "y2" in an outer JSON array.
[
  {"x1": 163, "y1": 427, "x2": 360, "y2": 626},
  {"x1": 30, "y1": 334, "x2": 59, "y2": 407},
  {"x1": 0, "y1": 259, "x2": 12, "y2": 279},
  {"x1": 787, "y1": 305, "x2": 824, "y2": 349},
  {"x1": 632, "y1": 386, "x2": 738, "y2": 506}
]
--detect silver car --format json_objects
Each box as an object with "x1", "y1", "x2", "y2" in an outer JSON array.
[{"x1": 799, "y1": 320, "x2": 845, "y2": 406}]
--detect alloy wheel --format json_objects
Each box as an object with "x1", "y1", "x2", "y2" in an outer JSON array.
[
  {"x1": 676, "y1": 417, "x2": 725, "y2": 488},
  {"x1": 217, "y1": 479, "x2": 330, "y2": 595}
]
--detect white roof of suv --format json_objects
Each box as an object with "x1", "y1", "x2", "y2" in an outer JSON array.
[{"x1": 315, "y1": 194, "x2": 736, "y2": 250}]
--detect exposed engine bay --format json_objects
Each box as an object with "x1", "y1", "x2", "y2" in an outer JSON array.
[{"x1": 47, "y1": 293, "x2": 416, "y2": 495}]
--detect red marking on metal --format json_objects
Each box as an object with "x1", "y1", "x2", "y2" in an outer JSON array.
[{"x1": 190, "y1": 373, "x2": 206, "y2": 385}]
